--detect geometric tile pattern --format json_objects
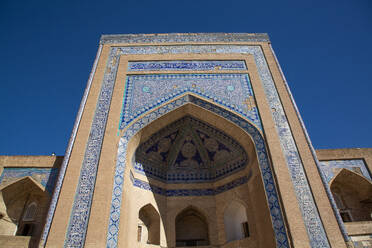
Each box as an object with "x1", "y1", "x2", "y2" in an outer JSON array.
[
  {"x1": 107, "y1": 95, "x2": 289, "y2": 248},
  {"x1": 100, "y1": 33, "x2": 270, "y2": 44},
  {"x1": 319, "y1": 159, "x2": 371, "y2": 183},
  {"x1": 0, "y1": 167, "x2": 58, "y2": 194},
  {"x1": 120, "y1": 74, "x2": 261, "y2": 130},
  {"x1": 130, "y1": 172, "x2": 251, "y2": 196},
  {"x1": 128, "y1": 60, "x2": 247, "y2": 71},
  {"x1": 60, "y1": 39, "x2": 328, "y2": 248},
  {"x1": 64, "y1": 48, "x2": 120, "y2": 248},
  {"x1": 134, "y1": 116, "x2": 248, "y2": 183}
]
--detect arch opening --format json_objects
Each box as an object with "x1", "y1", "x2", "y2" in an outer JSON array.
[
  {"x1": 0, "y1": 177, "x2": 45, "y2": 237},
  {"x1": 175, "y1": 207, "x2": 209, "y2": 247},
  {"x1": 330, "y1": 168, "x2": 372, "y2": 222},
  {"x1": 138, "y1": 204, "x2": 160, "y2": 245},
  {"x1": 224, "y1": 200, "x2": 249, "y2": 242},
  {"x1": 110, "y1": 97, "x2": 287, "y2": 248}
]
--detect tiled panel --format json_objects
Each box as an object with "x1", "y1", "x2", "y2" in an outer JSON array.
[
  {"x1": 134, "y1": 116, "x2": 248, "y2": 183},
  {"x1": 121, "y1": 74, "x2": 261, "y2": 130},
  {"x1": 0, "y1": 167, "x2": 58, "y2": 194},
  {"x1": 128, "y1": 60, "x2": 246, "y2": 71},
  {"x1": 319, "y1": 159, "x2": 371, "y2": 183}
]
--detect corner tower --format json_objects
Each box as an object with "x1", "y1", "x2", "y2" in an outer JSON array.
[{"x1": 42, "y1": 33, "x2": 347, "y2": 248}]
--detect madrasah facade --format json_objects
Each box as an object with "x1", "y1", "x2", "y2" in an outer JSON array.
[{"x1": 0, "y1": 33, "x2": 371, "y2": 248}]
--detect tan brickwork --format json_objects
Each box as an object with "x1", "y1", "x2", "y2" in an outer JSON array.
[{"x1": 262, "y1": 44, "x2": 347, "y2": 248}]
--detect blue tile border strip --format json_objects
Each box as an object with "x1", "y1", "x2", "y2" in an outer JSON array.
[
  {"x1": 106, "y1": 95, "x2": 289, "y2": 248},
  {"x1": 319, "y1": 159, "x2": 371, "y2": 183},
  {"x1": 128, "y1": 60, "x2": 246, "y2": 71},
  {"x1": 40, "y1": 44, "x2": 103, "y2": 248},
  {"x1": 130, "y1": 173, "x2": 250, "y2": 197},
  {"x1": 63, "y1": 44, "x2": 329, "y2": 248},
  {"x1": 0, "y1": 167, "x2": 58, "y2": 194},
  {"x1": 100, "y1": 33, "x2": 269, "y2": 44},
  {"x1": 64, "y1": 47, "x2": 120, "y2": 248}
]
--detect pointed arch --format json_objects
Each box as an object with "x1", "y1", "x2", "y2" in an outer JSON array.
[
  {"x1": 23, "y1": 202, "x2": 38, "y2": 221},
  {"x1": 224, "y1": 200, "x2": 249, "y2": 242},
  {"x1": 138, "y1": 203, "x2": 160, "y2": 245},
  {"x1": 107, "y1": 94, "x2": 289, "y2": 248},
  {"x1": 0, "y1": 176, "x2": 46, "y2": 236},
  {"x1": 175, "y1": 205, "x2": 209, "y2": 247},
  {"x1": 0, "y1": 176, "x2": 45, "y2": 192},
  {"x1": 330, "y1": 168, "x2": 372, "y2": 222}
]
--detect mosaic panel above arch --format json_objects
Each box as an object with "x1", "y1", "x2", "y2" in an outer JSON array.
[
  {"x1": 134, "y1": 115, "x2": 248, "y2": 183},
  {"x1": 120, "y1": 73, "x2": 261, "y2": 130},
  {"x1": 106, "y1": 95, "x2": 289, "y2": 248}
]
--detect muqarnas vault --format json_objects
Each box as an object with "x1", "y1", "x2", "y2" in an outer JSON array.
[{"x1": 0, "y1": 33, "x2": 372, "y2": 248}]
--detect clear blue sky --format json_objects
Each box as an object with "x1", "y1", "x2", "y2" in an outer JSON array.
[{"x1": 1, "y1": 0, "x2": 371, "y2": 155}]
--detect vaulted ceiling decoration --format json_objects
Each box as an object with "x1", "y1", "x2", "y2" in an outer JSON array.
[{"x1": 134, "y1": 116, "x2": 248, "y2": 183}]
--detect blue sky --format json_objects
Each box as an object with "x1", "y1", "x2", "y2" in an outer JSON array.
[{"x1": 1, "y1": 0, "x2": 371, "y2": 155}]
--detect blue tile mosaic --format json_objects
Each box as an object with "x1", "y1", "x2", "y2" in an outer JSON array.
[
  {"x1": 130, "y1": 173, "x2": 250, "y2": 197},
  {"x1": 107, "y1": 95, "x2": 289, "y2": 248},
  {"x1": 64, "y1": 47, "x2": 120, "y2": 248},
  {"x1": 62, "y1": 43, "x2": 328, "y2": 248},
  {"x1": 319, "y1": 159, "x2": 371, "y2": 183},
  {"x1": 134, "y1": 116, "x2": 248, "y2": 183},
  {"x1": 128, "y1": 60, "x2": 247, "y2": 71},
  {"x1": 121, "y1": 74, "x2": 261, "y2": 130},
  {"x1": 0, "y1": 167, "x2": 58, "y2": 194},
  {"x1": 100, "y1": 33, "x2": 270, "y2": 44}
]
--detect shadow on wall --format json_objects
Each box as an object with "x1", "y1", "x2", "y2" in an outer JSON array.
[
  {"x1": 175, "y1": 206, "x2": 210, "y2": 247},
  {"x1": 0, "y1": 177, "x2": 50, "y2": 248}
]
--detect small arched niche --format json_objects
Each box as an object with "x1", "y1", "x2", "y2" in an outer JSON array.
[
  {"x1": 23, "y1": 202, "x2": 38, "y2": 222},
  {"x1": 0, "y1": 177, "x2": 45, "y2": 237},
  {"x1": 175, "y1": 206, "x2": 209, "y2": 247},
  {"x1": 224, "y1": 200, "x2": 249, "y2": 242},
  {"x1": 330, "y1": 168, "x2": 372, "y2": 222},
  {"x1": 138, "y1": 204, "x2": 160, "y2": 245}
]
